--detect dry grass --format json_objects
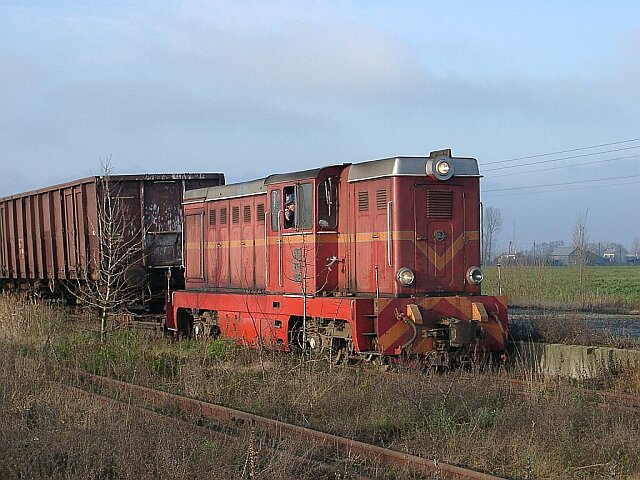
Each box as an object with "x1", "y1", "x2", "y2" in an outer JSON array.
[
  {"x1": 1, "y1": 292, "x2": 639, "y2": 479},
  {"x1": 509, "y1": 312, "x2": 640, "y2": 349}
]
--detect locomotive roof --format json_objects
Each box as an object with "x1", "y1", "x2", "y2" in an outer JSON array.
[
  {"x1": 184, "y1": 177, "x2": 267, "y2": 203},
  {"x1": 185, "y1": 165, "x2": 347, "y2": 202},
  {"x1": 182, "y1": 155, "x2": 480, "y2": 202},
  {"x1": 347, "y1": 156, "x2": 479, "y2": 182},
  {"x1": 264, "y1": 167, "x2": 328, "y2": 185}
]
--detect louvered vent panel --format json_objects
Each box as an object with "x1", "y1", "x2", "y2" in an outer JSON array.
[
  {"x1": 243, "y1": 205, "x2": 251, "y2": 223},
  {"x1": 358, "y1": 191, "x2": 369, "y2": 211},
  {"x1": 426, "y1": 190, "x2": 453, "y2": 218},
  {"x1": 209, "y1": 209, "x2": 216, "y2": 225},
  {"x1": 232, "y1": 206, "x2": 240, "y2": 224},
  {"x1": 257, "y1": 204, "x2": 265, "y2": 222},
  {"x1": 376, "y1": 190, "x2": 387, "y2": 209},
  {"x1": 220, "y1": 207, "x2": 227, "y2": 224}
]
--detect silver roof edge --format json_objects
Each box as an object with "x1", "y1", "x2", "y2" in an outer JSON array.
[
  {"x1": 183, "y1": 178, "x2": 267, "y2": 203},
  {"x1": 347, "y1": 156, "x2": 479, "y2": 183}
]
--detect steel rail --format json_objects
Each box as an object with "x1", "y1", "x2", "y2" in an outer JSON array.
[
  {"x1": 501, "y1": 377, "x2": 640, "y2": 414},
  {"x1": 347, "y1": 365, "x2": 640, "y2": 413},
  {"x1": 53, "y1": 381, "x2": 374, "y2": 480},
  {"x1": 74, "y1": 369, "x2": 505, "y2": 480}
]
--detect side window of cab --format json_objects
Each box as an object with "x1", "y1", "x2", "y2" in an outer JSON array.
[
  {"x1": 317, "y1": 177, "x2": 338, "y2": 230},
  {"x1": 282, "y1": 183, "x2": 313, "y2": 230},
  {"x1": 270, "y1": 190, "x2": 280, "y2": 231}
]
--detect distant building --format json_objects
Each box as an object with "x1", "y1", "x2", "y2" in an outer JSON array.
[
  {"x1": 550, "y1": 246, "x2": 603, "y2": 266},
  {"x1": 626, "y1": 254, "x2": 640, "y2": 265},
  {"x1": 603, "y1": 249, "x2": 617, "y2": 263},
  {"x1": 496, "y1": 253, "x2": 522, "y2": 265}
]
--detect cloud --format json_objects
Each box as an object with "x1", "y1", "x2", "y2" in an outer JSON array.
[
  {"x1": 2, "y1": 1, "x2": 640, "y2": 246},
  {"x1": 152, "y1": 20, "x2": 422, "y2": 102},
  {"x1": 0, "y1": 51, "x2": 39, "y2": 88}
]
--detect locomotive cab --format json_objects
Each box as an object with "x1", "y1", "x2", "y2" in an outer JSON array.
[
  {"x1": 265, "y1": 165, "x2": 346, "y2": 296},
  {"x1": 345, "y1": 149, "x2": 483, "y2": 298}
]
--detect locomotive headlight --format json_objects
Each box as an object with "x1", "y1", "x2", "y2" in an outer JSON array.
[
  {"x1": 436, "y1": 161, "x2": 450, "y2": 176},
  {"x1": 426, "y1": 158, "x2": 454, "y2": 180},
  {"x1": 396, "y1": 267, "x2": 415, "y2": 286},
  {"x1": 467, "y1": 266, "x2": 484, "y2": 284}
]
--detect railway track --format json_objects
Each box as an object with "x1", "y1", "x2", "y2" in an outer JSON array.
[
  {"x1": 51, "y1": 381, "x2": 374, "y2": 480},
  {"x1": 65, "y1": 368, "x2": 505, "y2": 480},
  {"x1": 500, "y1": 377, "x2": 640, "y2": 413},
  {"x1": 347, "y1": 364, "x2": 640, "y2": 414}
]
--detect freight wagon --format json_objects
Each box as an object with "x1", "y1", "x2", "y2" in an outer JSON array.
[{"x1": 0, "y1": 173, "x2": 224, "y2": 309}]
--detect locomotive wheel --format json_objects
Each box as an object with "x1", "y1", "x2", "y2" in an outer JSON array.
[
  {"x1": 331, "y1": 348, "x2": 347, "y2": 365},
  {"x1": 192, "y1": 320, "x2": 209, "y2": 340}
]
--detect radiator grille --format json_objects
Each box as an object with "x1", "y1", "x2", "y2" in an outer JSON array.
[
  {"x1": 220, "y1": 207, "x2": 227, "y2": 225},
  {"x1": 358, "y1": 191, "x2": 369, "y2": 211},
  {"x1": 426, "y1": 190, "x2": 453, "y2": 218},
  {"x1": 376, "y1": 189, "x2": 387, "y2": 210},
  {"x1": 257, "y1": 203, "x2": 265, "y2": 222},
  {"x1": 209, "y1": 209, "x2": 216, "y2": 225},
  {"x1": 232, "y1": 206, "x2": 240, "y2": 224},
  {"x1": 243, "y1": 205, "x2": 251, "y2": 223}
]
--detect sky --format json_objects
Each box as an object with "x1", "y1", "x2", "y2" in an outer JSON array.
[{"x1": 1, "y1": 1, "x2": 639, "y2": 252}]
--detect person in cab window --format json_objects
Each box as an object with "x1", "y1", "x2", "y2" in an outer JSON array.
[{"x1": 284, "y1": 193, "x2": 295, "y2": 228}]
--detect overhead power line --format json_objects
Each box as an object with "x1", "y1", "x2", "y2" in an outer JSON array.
[
  {"x1": 482, "y1": 137, "x2": 640, "y2": 166},
  {"x1": 487, "y1": 153, "x2": 640, "y2": 179},
  {"x1": 483, "y1": 172, "x2": 640, "y2": 193},
  {"x1": 482, "y1": 178, "x2": 640, "y2": 197},
  {"x1": 481, "y1": 145, "x2": 640, "y2": 172}
]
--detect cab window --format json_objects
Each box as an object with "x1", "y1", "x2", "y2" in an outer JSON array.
[
  {"x1": 297, "y1": 183, "x2": 312, "y2": 230},
  {"x1": 317, "y1": 177, "x2": 338, "y2": 230},
  {"x1": 282, "y1": 183, "x2": 312, "y2": 230},
  {"x1": 270, "y1": 190, "x2": 280, "y2": 231}
]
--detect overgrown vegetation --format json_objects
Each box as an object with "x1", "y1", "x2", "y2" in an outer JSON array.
[
  {"x1": 507, "y1": 309, "x2": 640, "y2": 349},
  {"x1": 1, "y1": 293, "x2": 639, "y2": 479},
  {"x1": 483, "y1": 265, "x2": 640, "y2": 312}
]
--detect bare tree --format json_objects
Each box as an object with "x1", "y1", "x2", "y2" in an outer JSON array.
[
  {"x1": 73, "y1": 158, "x2": 143, "y2": 339},
  {"x1": 632, "y1": 238, "x2": 640, "y2": 258},
  {"x1": 572, "y1": 210, "x2": 589, "y2": 305},
  {"x1": 482, "y1": 206, "x2": 503, "y2": 264}
]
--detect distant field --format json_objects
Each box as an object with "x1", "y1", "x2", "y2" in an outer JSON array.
[{"x1": 482, "y1": 265, "x2": 640, "y2": 312}]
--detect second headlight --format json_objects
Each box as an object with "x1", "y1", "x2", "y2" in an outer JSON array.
[
  {"x1": 467, "y1": 266, "x2": 484, "y2": 284},
  {"x1": 396, "y1": 267, "x2": 415, "y2": 286}
]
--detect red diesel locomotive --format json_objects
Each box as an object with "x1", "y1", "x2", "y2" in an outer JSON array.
[{"x1": 167, "y1": 149, "x2": 507, "y2": 365}]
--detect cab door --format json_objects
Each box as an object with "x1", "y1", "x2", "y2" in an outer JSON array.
[
  {"x1": 0, "y1": 205, "x2": 7, "y2": 277},
  {"x1": 413, "y1": 184, "x2": 464, "y2": 292},
  {"x1": 184, "y1": 209, "x2": 205, "y2": 285},
  {"x1": 267, "y1": 182, "x2": 315, "y2": 294}
]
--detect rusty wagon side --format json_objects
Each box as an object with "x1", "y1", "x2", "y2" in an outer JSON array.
[{"x1": 0, "y1": 173, "x2": 225, "y2": 308}]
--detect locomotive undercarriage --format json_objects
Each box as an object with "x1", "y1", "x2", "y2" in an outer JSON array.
[
  {"x1": 288, "y1": 316, "x2": 357, "y2": 363},
  {"x1": 191, "y1": 310, "x2": 221, "y2": 340},
  {"x1": 170, "y1": 290, "x2": 507, "y2": 369},
  {"x1": 184, "y1": 309, "x2": 361, "y2": 362},
  {"x1": 422, "y1": 318, "x2": 480, "y2": 368},
  {"x1": 180, "y1": 308, "x2": 501, "y2": 368}
]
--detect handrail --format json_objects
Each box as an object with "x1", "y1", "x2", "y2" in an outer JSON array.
[
  {"x1": 387, "y1": 201, "x2": 393, "y2": 267},
  {"x1": 277, "y1": 210, "x2": 282, "y2": 287},
  {"x1": 265, "y1": 212, "x2": 269, "y2": 285}
]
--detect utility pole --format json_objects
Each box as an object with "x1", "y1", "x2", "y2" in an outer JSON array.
[{"x1": 533, "y1": 241, "x2": 536, "y2": 262}]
